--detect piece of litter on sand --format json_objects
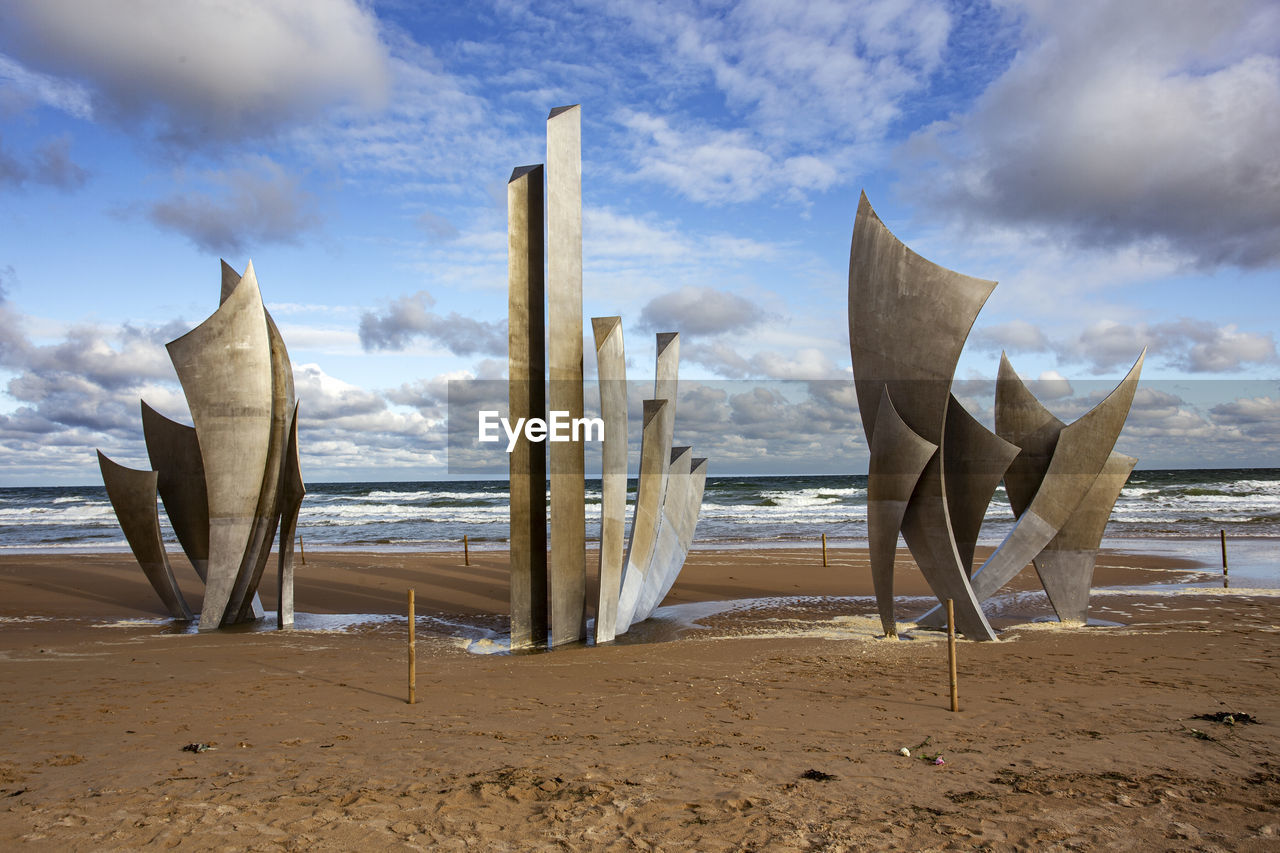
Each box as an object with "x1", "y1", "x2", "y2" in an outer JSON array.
[
  {"x1": 933, "y1": 756, "x2": 946, "y2": 766},
  {"x1": 1193, "y1": 711, "x2": 1258, "y2": 726},
  {"x1": 899, "y1": 747, "x2": 911, "y2": 757},
  {"x1": 181, "y1": 743, "x2": 215, "y2": 753}
]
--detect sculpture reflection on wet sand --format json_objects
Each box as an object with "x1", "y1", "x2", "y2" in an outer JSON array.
[
  {"x1": 508, "y1": 105, "x2": 707, "y2": 650},
  {"x1": 850, "y1": 192, "x2": 1142, "y2": 639},
  {"x1": 97, "y1": 262, "x2": 304, "y2": 630}
]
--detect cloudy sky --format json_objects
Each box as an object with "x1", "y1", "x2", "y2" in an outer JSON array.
[{"x1": 1, "y1": 0, "x2": 1277, "y2": 485}]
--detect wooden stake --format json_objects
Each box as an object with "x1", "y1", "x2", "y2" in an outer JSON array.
[
  {"x1": 463, "y1": 534, "x2": 470, "y2": 566},
  {"x1": 946, "y1": 599, "x2": 959, "y2": 713},
  {"x1": 821, "y1": 533, "x2": 828, "y2": 567},
  {"x1": 1221, "y1": 529, "x2": 1229, "y2": 588},
  {"x1": 407, "y1": 588, "x2": 416, "y2": 705},
  {"x1": 298, "y1": 535, "x2": 306, "y2": 566}
]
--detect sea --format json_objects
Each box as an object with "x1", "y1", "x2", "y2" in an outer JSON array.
[{"x1": 1, "y1": 468, "x2": 1277, "y2": 583}]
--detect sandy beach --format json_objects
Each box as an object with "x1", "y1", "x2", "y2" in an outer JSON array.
[{"x1": 2, "y1": 547, "x2": 1279, "y2": 851}]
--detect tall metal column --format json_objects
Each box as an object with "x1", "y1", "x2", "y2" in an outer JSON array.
[
  {"x1": 507, "y1": 164, "x2": 548, "y2": 650},
  {"x1": 592, "y1": 316, "x2": 627, "y2": 644},
  {"x1": 547, "y1": 104, "x2": 586, "y2": 646}
]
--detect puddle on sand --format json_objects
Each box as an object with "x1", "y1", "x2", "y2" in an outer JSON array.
[{"x1": 92, "y1": 612, "x2": 403, "y2": 634}]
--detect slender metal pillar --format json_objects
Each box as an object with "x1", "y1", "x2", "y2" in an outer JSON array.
[
  {"x1": 277, "y1": 404, "x2": 304, "y2": 628},
  {"x1": 617, "y1": 399, "x2": 672, "y2": 632},
  {"x1": 508, "y1": 164, "x2": 548, "y2": 650},
  {"x1": 547, "y1": 104, "x2": 586, "y2": 646},
  {"x1": 592, "y1": 316, "x2": 627, "y2": 643}
]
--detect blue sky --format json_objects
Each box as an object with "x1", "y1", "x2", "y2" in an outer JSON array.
[{"x1": 1, "y1": 0, "x2": 1277, "y2": 485}]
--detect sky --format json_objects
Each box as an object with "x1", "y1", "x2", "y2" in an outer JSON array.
[{"x1": 0, "y1": 0, "x2": 1277, "y2": 485}]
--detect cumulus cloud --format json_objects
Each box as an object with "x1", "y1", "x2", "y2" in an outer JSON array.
[
  {"x1": 145, "y1": 158, "x2": 319, "y2": 253},
  {"x1": 1123, "y1": 386, "x2": 1219, "y2": 442},
  {"x1": 0, "y1": 277, "x2": 456, "y2": 482},
  {"x1": 0, "y1": 0, "x2": 390, "y2": 147},
  {"x1": 1025, "y1": 370, "x2": 1074, "y2": 402},
  {"x1": 1210, "y1": 395, "x2": 1280, "y2": 438},
  {"x1": 681, "y1": 340, "x2": 845, "y2": 380},
  {"x1": 975, "y1": 316, "x2": 1277, "y2": 375},
  {"x1": 0, "y1": 296, "x2": 185, "y2": 441},
  {"x1": 359, "y1": 291, "x2": 506, "y2": 355},
  {"x1": 1059, "y1": 319, "x2": 1277, "y2": 374},
  {"x1": 289, "y1": 364, "x2": 445, "y2": 477},
  {"x1": 657, "y1": 379, "x2": 864, "y2": 471},
  {"x1": 901, "y1": 0, "x2": 1280, "y2": 268},
  {"x1": 639, "y1": 286, "x2": 764, "y2": 335}
]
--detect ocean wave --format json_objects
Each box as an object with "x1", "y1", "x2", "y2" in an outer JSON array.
[
  {"x1": 2, "y1": 469, "x2": 1277, "y2": 552},
  {"x1": 0, "y1": 505, "x2": 117, "y2": 523}
]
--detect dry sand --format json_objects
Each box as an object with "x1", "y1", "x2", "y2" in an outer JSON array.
[{"x1": 1, "y1": 547, "x2": 1278, "y2": 851}]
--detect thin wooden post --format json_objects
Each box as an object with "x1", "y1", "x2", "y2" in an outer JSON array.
[
  {"x1": 946, "y1": 599, "x2": 958, "y2": 713},
  {"x1": 463, "y1": 534, "x2": 470, "y2": 566},
  {"x1": 407, "y1": 588, "x2": 416, "y2": 705},
  {"x1": 1220, "y1": 529, "x2": 1228, "y2": 588},
  {"x1": 298, "y1": 535, "x2": 306, "y2": 566},
  {"x1": 821, "y1": 533, "x2": 828, "y2": 567}
]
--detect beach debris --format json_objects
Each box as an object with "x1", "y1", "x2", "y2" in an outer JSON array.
[
  {"x1": 800, "y1": 769, "x2": 837, "y2": 782},
  {"x1": 181, "y1": 742, "x2": 215, "y2": 753},
  {"x1": 906, "y1": 735, "x2": 946, "y2": 765},
  {"x1": 1181, "y1": 725, "x2": 1241, "y2": 756},
  {"x1": 1194, "y1": 711, "x2": 1258, "y2": 726}
]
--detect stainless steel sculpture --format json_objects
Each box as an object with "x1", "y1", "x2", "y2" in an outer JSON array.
[
  {"x1": 547, "y1": 105, "x2": 588, "y2": 648},
  {"x1": 850, "y1": 193, "x2": 1003, "y2": 641},
  {"x1": 986, "y1": 353, "x2": 1140, "y2": 622},
  {"x1": 167, "y1": 263, "x2": 273, "y2": 630},
  {"x1": 98, "y1": 261, "x2": 303, "y2": 629},
  {"x1": 850, "y1": 192, "x2": 1142, "y2": 638},
  {"x1": 140, "y1": 401, "x2": 209, "y2": 581},
  {"x1": 96, "y1": 451, "x2": 194, "y2": 621},
  {"x1": 505, "y1": 106, "x2": 707, "y2": 649},
  {"x1": 507, "y1": 164, "x2": 549, "y2": 652},
  {"x1": 915, "y1": 353, "x2": 1143, "y2": 627},
  {"x1": 277, "y1": 405, "x2": 305, "y2": 628},
  {"x1": 864, "y1": 387, "x2": 938, "y2": 638},
  {"x1": 593, "y1": 316, "x2": 627, "y2": 644}
]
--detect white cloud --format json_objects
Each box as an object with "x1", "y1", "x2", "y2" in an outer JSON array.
[
  {"x1": 1059, "y1": 319, "x2": 1276, "y2": 374},
  {"x1": 0, "y1": 53, "x2": 92, "y2": 118},
  {"x1": 1210, "y1": 395, "x2": 1280, "y2": 438},
  {"x1": 0, "y1": 0, "x2": 390, "y2": 146},
  {"x1": 358, "y1": 291, "x2": 506, "y2": 355},
  {"x1": 597, "y1": 0, "x2": 952, "y2": 202},
  {"x1": 639, "y1": 286, "x2": 763, "y2": 335},
  {"x1": 901, "y1": 0, "x2": 1280, "y2": 268}
]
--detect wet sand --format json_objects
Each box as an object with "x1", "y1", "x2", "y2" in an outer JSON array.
[{"x1": 2, "y1": 547, "x2": 1279, "y2": 851}]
